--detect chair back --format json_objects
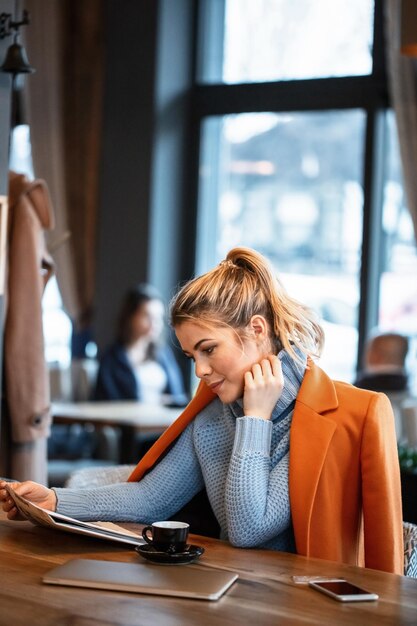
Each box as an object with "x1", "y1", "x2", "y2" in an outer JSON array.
[
  {"x1": 402, "y1": 402, "x2": 417, "y2": 447},
  {"x1": 404, "y1": 521, "x2": 417, "y2": 578}
]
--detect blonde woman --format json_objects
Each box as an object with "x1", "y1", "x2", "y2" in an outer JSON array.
[{"x1": 0, "y1": 247, "x2": 403, "y2": 574}]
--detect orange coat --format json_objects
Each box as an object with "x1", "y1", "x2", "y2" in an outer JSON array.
[
  {"x1": 129, "y1": 360, "x2": 403, "y2": 574},
  {"x1": 289, "y1": 360, "x2": 403, "y2": 574}
]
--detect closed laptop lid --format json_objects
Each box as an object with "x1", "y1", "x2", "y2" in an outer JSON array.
[{"x1": 43, "y1": 558, "x2": 238, "y2": 601}]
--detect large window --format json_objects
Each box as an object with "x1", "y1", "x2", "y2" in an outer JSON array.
[
  {"x1": 191, "y1": 0, "x2": 417, "y2": 383},
  {"x1": 197, "y1": 110, "x2": 365, "y2": 382},
  {"x1": 199, "y1": 0, "x2": 374, "y2": 83}
]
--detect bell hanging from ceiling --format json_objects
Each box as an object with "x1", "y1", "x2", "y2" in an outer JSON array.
[{"x1": 1, "y1": 36, "x2": 35, "y2": 74}]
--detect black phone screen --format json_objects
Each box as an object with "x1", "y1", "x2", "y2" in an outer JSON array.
[{"x1": 315, "y1": 581, "x2": 370, "y2": 595}]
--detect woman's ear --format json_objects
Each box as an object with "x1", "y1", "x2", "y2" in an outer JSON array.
[{"x1": 248, "y1": 315, "x2": 269, "y2": 341}]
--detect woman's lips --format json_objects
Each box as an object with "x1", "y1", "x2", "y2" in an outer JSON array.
[{"x1": 210, "y1": 380, "x2": 223, "y2": 393}]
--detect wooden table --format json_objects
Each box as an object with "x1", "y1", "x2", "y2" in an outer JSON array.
[
  {"x1": 1, "y1": 511, "x2": 416, "y2": 625},
  {"x1": 52, "y1": 401, "x2": 182, "y2": 463}
]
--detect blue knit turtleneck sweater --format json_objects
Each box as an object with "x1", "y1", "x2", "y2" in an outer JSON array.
[{"x1": 54, "y1": 350, "x2": 306, "y2": 551}]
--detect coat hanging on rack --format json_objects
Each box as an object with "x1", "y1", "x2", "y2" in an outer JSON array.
[{"x1": 3, "y1": 171, "x2": 55, "y2": 483}]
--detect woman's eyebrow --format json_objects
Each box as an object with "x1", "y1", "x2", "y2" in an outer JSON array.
[
  {"x1": 194, "y1": 338, "x2": 213, "y2": 350},
  {"x1": 180, "y1": 338, "x2": 214, "y2": 355}
]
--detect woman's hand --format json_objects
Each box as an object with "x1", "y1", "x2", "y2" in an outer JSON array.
[
  {"x1": 0, "y1": 480, "x2": 57, "y2": 520},
  {"x1": 243, "y1": 354, "x2": 284, "y2": 420}
]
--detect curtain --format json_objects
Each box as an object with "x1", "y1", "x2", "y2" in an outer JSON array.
[
  {"x1": 385, "y1": 0, "x2": 417, "y2": 241},
  {"x1": 22, "y1": 0, "x2": 104, "y2": 333}
]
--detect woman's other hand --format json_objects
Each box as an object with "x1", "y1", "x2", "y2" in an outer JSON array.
[
  {"x1": 0, "y1": 480, "x2": 57, "y2": 520},
  {"x1": 243, "y1": 354, "x2": 284, "y2": 420}
]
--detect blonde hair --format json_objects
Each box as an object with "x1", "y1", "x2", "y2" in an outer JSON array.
[{"x1": 170, "y1": 247, "x2": 324, "y2": 362}]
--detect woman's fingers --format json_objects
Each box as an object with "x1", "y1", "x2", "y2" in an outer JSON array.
[
  {"x1": 249, "y1": 362, "x2": 264, "y2": 381},
  {"x1": 2, "y1": 497, "x2": 14, "y2": 512},
  {"x1": 243, "y1": 354, "x2": 284, "y2": 420},
  {"x1": 0, "y1": 480, "x2": 19, "y2": 497},
  {"x1": 2, "y1": 503, "x2": 17, "y2": 519},
  {"x1": 0, "y1": 494, "x2": 19, "y2": 519},
  {"x1": 247, "y1": 355, "x2": 282, "y2": 384},
  {"x1": 270, "y1": 354, "x2": 283, "y2": 376},
  {"x1": 0, "y1": 480, "x2": 54, "y2": 518},
  {"x1": 13, "y1": 481, "x2": 38, "y2": 498},
  {"x1": 0, "y1": 481, "x2": 17, "y2": 508},
  {"x1": 0, "y1": 481, "x2": 25, "y2": 519}
]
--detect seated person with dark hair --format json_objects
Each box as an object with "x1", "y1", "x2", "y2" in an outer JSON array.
[
  {"x1": 95, "y1": 283, "x2": 188, "y2": 407},
  {"x1": 354, "y1": 331, "x2": 409, "y2": 392},
  {"x1": 94, "y1": 284, "x2": 188, "y2": 460}
]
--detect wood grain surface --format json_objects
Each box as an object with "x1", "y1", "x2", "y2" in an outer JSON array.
[{"x1": 1, "y1": 510, "x2": 416, "y2": 626}]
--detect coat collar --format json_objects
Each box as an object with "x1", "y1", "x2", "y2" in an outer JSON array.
[{"x1": 296, "y1": 357, "x2": 338, "y2": 414}]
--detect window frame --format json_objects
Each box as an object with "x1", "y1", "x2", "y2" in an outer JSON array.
[{"x1": 183, "y1": 0, "x2": 388, "y2": 373}]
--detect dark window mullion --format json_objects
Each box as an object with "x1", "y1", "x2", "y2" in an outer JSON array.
[{"x1": 357, "y1": 109, "x2": 387, "y2": 370}]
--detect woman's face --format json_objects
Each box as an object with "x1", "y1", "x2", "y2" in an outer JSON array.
[
  {"x1": 130, "y1": 299, "x2": 165, "y2": 342},
  {"x1": 175, "y1": 319, "x2": 271, "y2": 404}
]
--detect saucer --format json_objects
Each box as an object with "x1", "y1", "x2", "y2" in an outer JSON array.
[{"x1": 135, "y1": 544, "x2": 205, "y2": 564}]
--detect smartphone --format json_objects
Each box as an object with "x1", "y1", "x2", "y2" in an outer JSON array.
[{"x1": 308, "y1": 579, "x2": 379, "y2": 602}]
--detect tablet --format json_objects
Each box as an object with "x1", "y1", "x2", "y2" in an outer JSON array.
[{"x1": 43, "y1": 558, "x2": 238, "y2": 601}]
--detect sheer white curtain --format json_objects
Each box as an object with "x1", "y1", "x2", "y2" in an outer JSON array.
[{"x1": 22, "y1": 0, "x2": 104, "y2": 333}]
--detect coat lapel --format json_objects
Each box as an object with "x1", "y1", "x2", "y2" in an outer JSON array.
[
  {"x1": 127, "y1": 380, "x2": 216, "y2": 482},
  {"x1": 289, "y1": 360, "x2": 339, "y2": 555}
]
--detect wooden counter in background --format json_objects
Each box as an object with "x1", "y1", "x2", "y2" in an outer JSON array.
[{"x1": 51, "y1": 401, "x2": 182, "y2": 464}]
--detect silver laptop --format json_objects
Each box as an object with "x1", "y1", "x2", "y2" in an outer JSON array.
[{"x1": 43, "y1": 558, "x2": 238, "y2": 601}]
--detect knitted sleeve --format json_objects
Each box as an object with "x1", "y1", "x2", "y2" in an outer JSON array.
[
  {"x1": 53, "y1": 422, "x2": 204, "y2": 522},
  {"x1": 225, "y1": 416, "x2": 291, "y2": 547}
]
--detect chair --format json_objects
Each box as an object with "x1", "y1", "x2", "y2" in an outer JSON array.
[
  {"x1": 385, "y1": 391, "x2": 409, "y2": 442},
  {"x1": 65, "y1": 463, "x2": 135, "y2": 488},
  {"x1": 48, "y1": 426, "x2": 121, "y2": 487},
  {"x1": 403, "y1": 521, "x2": 417, "y2": 578},
  {"x1": 402, "y1": 402, "x2": 417, "y2": 447}
]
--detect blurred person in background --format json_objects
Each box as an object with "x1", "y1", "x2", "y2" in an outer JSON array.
[
  {"x1": 94, "y1": 283, "x2": 188, "y2": 407},
  {"x1": 354, "y1": 331, "x2": 409, "y2": 393}
]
